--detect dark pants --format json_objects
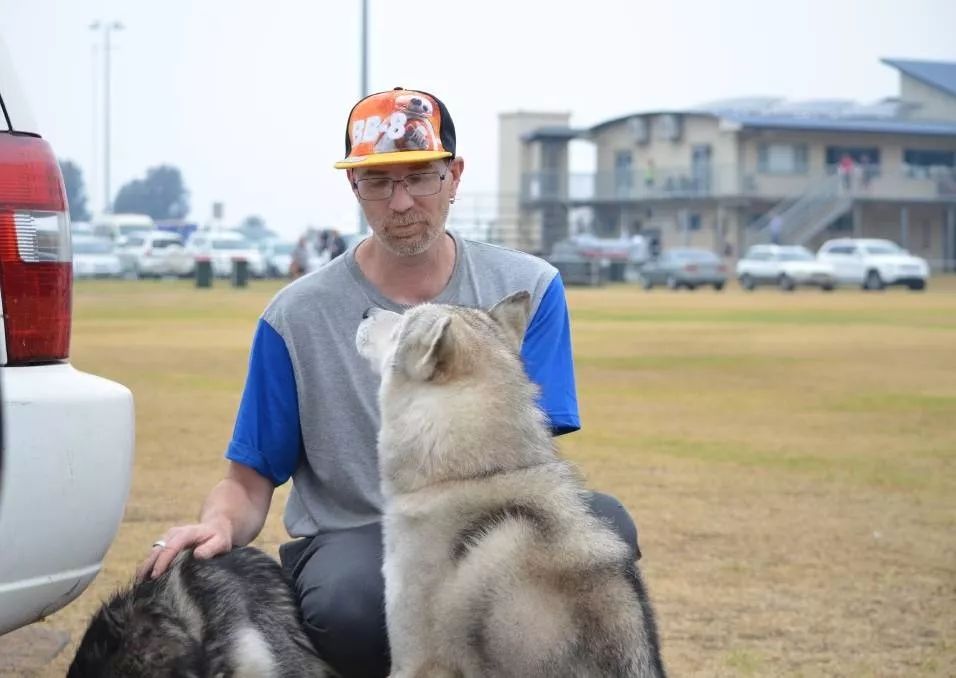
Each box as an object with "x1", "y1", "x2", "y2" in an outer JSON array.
[{"x1": 279, "y1": 492, "x2": 639, "y2": 678}]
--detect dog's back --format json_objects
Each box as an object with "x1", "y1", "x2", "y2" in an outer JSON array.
[
  {"x1": 358, "y1": 293, "x2": 667, "y2": 677},
  {"x1": 68, "y1": 546, "x2": 330, "y2": 678}
]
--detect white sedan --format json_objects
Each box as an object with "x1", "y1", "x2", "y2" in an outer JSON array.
[
  {"x1": 170, "y1": 231, "x2": 267, "y2": 278},
  {"x1": 736, "y1": 244, "x2": 836, "y2": 291},
  {"x1": 72, "y1": 235, "x2": 123, "y2": 278}
]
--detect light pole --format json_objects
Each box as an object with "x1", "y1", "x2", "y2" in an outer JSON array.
[
  {"x1": 358, "y1": 0, "x2": 369, "y2": 234},
  {"x1": 89, "y1": 20, "x2": 123, "y2": 214}
]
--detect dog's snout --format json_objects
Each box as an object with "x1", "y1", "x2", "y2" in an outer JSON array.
[
  {"x1": 363, "y1": 307, "x2": 375, "y2": 320},
  {"x1": 411, "y1": 97, "x2": 421, "y2": 106}
]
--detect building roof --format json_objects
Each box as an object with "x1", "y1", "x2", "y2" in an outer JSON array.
[
  {"x1": 520, "y1": 126, "x2": 583, "y2": 142},
  {"x1": 719, "y1": 112, "x2": 956, "y2": 137},
  {"x1": 882, "y1": 58, "x2": 956, "y2": 98},
  {"x1": 526, "y1": 58, "x2": 956, "y2": 144}
]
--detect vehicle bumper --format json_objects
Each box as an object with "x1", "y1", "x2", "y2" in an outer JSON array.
[
  {"x1": 885, "y1": 275, "x2": 927, "y2": 287},
  {"x1": 0, "y1": 364, "x2": 135, "y2": 634},
  {"x1": 681, "y1": 274, "x2": 727, "y2": 285},
  {"x1": 791, "y1": 272, "x2": 836, "y2": 287}
]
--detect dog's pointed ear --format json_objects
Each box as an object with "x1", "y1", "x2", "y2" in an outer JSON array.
[
  {"x1": 489, "y1": 291, "x2": 531, "y2": 351},
  {"x1": 414, "y1": 314, "x2": 453, "y2": 380}
]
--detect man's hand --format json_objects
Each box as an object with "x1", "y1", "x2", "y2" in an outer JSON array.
[
  {"x1": 136, "y1": 518, "x2": 233, "y2": 581},
  {"x1": 135, "y1": 462, "x2": 274, "y2": 581}
]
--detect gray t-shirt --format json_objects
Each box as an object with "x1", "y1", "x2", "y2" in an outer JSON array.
[{"x1": 226, "y1": 231, "x2": 578, "y2": 536}]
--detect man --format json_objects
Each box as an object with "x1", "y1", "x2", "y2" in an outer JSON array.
[
  {"x1": 769, "y1": 213, "x2": 783, "y2": 245},
  {"x1": 140, "y1": 88, "x2": 639, "y2": 678}
]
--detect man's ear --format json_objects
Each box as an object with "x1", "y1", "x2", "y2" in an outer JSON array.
[
  {"x1": 447, "y1": 157, "x2": 464, "y2": 195},
  {"x1": 413, "y1": 315, "x2": 453, "y2": 381},
  {"x1": 489, "y1": 291, "x2": 531, "y2": 351}
]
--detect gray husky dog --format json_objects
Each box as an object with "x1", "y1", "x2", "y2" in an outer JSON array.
[
  {"x1": 68, "y1": 546, "x2": 331, "y2": 678},
  {"x1": 356, "y1": 291, "x2": 666, "y2": 678}
]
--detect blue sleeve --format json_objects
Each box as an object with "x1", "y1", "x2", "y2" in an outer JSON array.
[
  {"x1": 520, "y1": 273, "x2": 581, "y2": 436},
  {"x1": 225, "y1": 319, "x2": 303, "y2": 485}
]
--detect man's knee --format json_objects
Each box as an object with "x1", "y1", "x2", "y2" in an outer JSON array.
[
  {"x1": 300, "y1": 572, "x2": 385, "y2": 642},
  {"x1": 585, "y1": 491, "x2": 641, "y2": 561},
  {"x1": 291, "y1": 526, "x2": 390, "y2": 678}
]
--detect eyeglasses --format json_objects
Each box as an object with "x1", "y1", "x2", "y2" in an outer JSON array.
[{"x1": 352, "y1": 171, "x2": 446, "y2": 201}]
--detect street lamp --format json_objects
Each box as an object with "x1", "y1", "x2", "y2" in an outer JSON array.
[
  {"x1": 89, "y1": 20, "x2": 124, "y2": 214},
  {"x1": 359, "y1": 0, "x2": 369, "y2": 234}
]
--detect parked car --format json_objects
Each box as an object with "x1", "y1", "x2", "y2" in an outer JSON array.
[
  {"x1": 71, "y1": 221, "x2": 94, "y2": 237},
  {"x1": 72, "y1": 235, "x2": 123, "y2": 278},
  {"x1": 817, "y1": 238, "x2": 929, "y2": 290},
  {"x1": 0, "y1": 39, "x2": 135, "y2": 635},
  {"x1": 115, "y1": 230, "x2": 186, "y2": 278},
  {"x1": 736, "y1": 244, "x2": 836, "y2": 291},
  {"x1": 638, "y1": 248, "x2": 727, "y2": 290},
  {"x1": 91, "y1": 212, "x2": 156, "y2": 242},
  {"x1": 173, "y1": 231, "x2": 267, "y2": 278},
  {"x1": 262, "y1": 240, "x2": 296, "y2": 277}
]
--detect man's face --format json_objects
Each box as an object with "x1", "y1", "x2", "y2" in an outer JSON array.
[{"x1": 349, "y1": 158, "x2": 463, "y2": 257}]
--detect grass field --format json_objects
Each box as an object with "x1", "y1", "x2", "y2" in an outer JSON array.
[{"x1": 15, "y1": 276, "x2": 956, "y2": 676}]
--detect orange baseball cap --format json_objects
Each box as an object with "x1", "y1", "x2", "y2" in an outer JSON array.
[{"x1": 334, "y1": 87, "x2": 456, "y2": 169}]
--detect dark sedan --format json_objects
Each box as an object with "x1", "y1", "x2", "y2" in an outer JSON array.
[{"x1": 639, "y1": 248, "x2": 727, "y2": 290}]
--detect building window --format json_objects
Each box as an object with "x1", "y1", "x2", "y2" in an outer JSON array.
[
  {"x1": 758, "y1": 144, "x2": 808, "y2": 174},
  {"x1": 540, "y1": 142, "x2": 563, "y2": 196},
  {"x1": 614, "y1": 150, "x2": 633, "y2": 196},
  {"x1": 903, "y1": 149, "x2": 956, "y2": 179},
  {"x1": 825, "y1": 147, "x2": 880, "y2": 174}
]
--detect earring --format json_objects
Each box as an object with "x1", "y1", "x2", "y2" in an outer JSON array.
[{"x1": 450, "y1": 197, "x2": 456, "y2": 204}]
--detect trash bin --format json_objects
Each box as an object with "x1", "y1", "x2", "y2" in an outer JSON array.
[
  {"x1": 607, "y1": 261, "x2": 627, "y2": 282},
  {"x1": 548, "y1": 256, "x2": 605, "y2": 286},
  {"x1": 231, "y1": 257, "x2": 249, "y2": 288},
  {"x1": 195, "y1": 257, "x2": 213, "y2": 288}
]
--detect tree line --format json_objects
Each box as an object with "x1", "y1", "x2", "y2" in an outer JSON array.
[{"x1": 58, "y1": 160, "x2": 190, "y2": 222}]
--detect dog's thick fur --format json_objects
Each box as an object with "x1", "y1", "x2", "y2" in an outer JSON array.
[
  {"x1": 68, "y1": 546, "x2": 331, "y2": 678},
  {"x1": 356, "y1": 292, "x2": 666, "y2": 678}
]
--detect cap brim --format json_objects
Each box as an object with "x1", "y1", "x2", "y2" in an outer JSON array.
[{"x1": 334, "y1": 149, "x2": 452, "y2": 169}]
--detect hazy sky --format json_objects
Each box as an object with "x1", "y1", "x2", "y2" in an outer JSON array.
[{"x1": 2, "y1": 0, "x2": 954, "y2": 238}]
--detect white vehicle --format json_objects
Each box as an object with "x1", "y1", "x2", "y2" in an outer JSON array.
[
  {"x1": 71, "y1": 221, "x2": 94, "y2": 237},
  {"x1": 115, "y1": 229, "x2": 186, "y2": 278},
  {"x1": 173, "y1": 231, "x2": 267, "y2": 278},
  {"x1": 736, "y1": 244, "x2": 836, "y2": 291},
  {"x1": 0, "y1": 39, "x2": 135, "y2": 635},
  {"x1": 262, "y1": 239, "x2": 295, "y2": 278},
  {"x1": 91, "y1": 212, "x2": 156, "y2": 242},
  {"x1": 72, "y1": 235, "x2": 123, "y2": 278},
  {"x1": 817, "y1": 238, "x2": 929, "y2": 290}
]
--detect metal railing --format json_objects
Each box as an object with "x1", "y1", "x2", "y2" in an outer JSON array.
[
  {"x1": 745, "y1": 175, "x2": 852, "y2": 247},
  {"x1": 521, "y1": 165, "x2": 956, "y2": 204}
]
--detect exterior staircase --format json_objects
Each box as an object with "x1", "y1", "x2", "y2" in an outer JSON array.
[{"x1": 746, "y1": 175, "x2": 853, "y2": 248}]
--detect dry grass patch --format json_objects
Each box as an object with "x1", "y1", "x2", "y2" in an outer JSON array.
[{"x1": 9, "y1": 276, "x2": 954, "y2": 677}]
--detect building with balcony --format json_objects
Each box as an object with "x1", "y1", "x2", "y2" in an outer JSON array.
[{"x1": 502, "y1": 58, "x2": 956, "y2": 269}]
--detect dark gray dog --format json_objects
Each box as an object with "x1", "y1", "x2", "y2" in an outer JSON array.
[{"x1": 68, "y1": 546, "x2": 331, "y2": 677}]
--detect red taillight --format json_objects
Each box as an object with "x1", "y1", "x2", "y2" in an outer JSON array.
[{"x1": 0, "y1": 133, "x2": 72, "y2": 364}]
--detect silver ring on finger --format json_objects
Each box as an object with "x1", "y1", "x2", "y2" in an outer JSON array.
[{"x1": 152, "y1": 540, "x2": 168, "y2": 549}]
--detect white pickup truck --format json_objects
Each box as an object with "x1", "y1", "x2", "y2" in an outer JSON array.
[{"x1": 0, "y1": 39, "x2": 135, "y2": 635}]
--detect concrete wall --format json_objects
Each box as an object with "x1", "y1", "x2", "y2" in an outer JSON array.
[
  {"x1": 738, "y1": 129, "x2": 956, "y2": 200},
  {"x1": 591, "y1": 114, "x2": 739, "y2": 193},
  {"x1": 857, "y1": 203, "x2": 949, "y2": 261},
  {"x1": 498, "y1": 111, "x2": 570, "y2": 251},
  {"x1": 900, "y1": 75, "x2": 956, "y2": 121}
]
